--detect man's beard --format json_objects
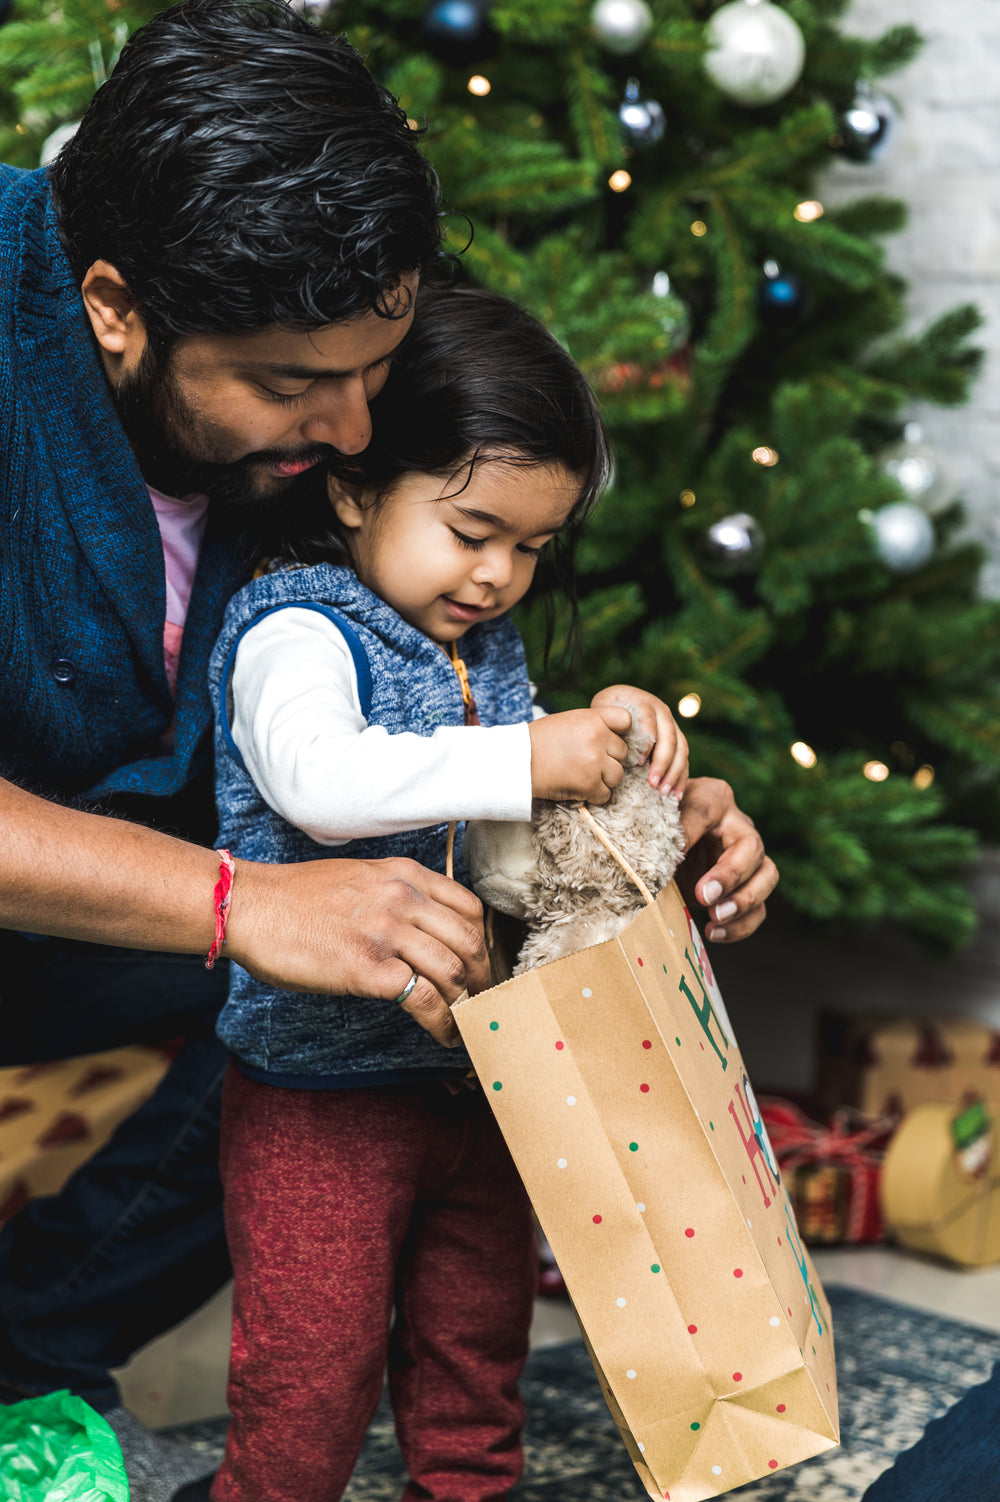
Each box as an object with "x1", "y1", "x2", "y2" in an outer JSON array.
[{"x1": 111, "y1": 340, "x2": 333, "y2": 514}]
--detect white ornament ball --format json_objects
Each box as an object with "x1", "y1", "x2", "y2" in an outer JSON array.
[
  {"x1": 869, "y1": 502, "x2": 936, "y2": 573},
  {"x1": 704, "y1": 0, "x2": 806, "y2": 106},
  {"x1": 591, "y1": 0, "x2": 654, "y2": 56},
  {"x1": 40, "y1": 119, "x2": 81, "y2": 167},
  {"x1": 879, "y1": 421, "x2": 952, "y2": 517}
]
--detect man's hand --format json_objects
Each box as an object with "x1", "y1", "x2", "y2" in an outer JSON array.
[
  {"x1": 227, "y1": 856, "x2": 489, "y2": 1048},
  {"x1": 677, "y1": 778, "x2": 778, "y2": 942},
  {"x1": 0, "y1": 779, "x2": 486, "y2": 1047},
  {"x1": 528, "y1": 706, "x2": 630, "y2": 804}
]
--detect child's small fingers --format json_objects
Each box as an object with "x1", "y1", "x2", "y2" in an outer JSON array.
[
  {"x1": 645, "y1": 744, "x2": 673, "y2": 787},
  {"x1": 647, "y1": 731, "x2": 687, "y2": 791},
  {"x1": 664, "y1": 745, "x2": 690, "y2": 794}
]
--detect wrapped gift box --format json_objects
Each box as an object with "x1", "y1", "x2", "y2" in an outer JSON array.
[
  {"x1": 0, "y1": 1048, "x2": 171, "y2": 1223},
  {"x1": 760, "y1": 1098, "x2": 894, "y2": 1245},
  {"x1": 817, "y1": 1012, "x2": 1000, "y2": 1121}
]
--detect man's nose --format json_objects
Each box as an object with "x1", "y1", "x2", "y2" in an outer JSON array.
[{"x1": 301, "y1": 380, "x2": 371, "y2": 455}]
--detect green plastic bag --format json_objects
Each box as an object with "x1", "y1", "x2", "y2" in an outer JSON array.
[{"x1": 0, "y1": 1389, "x2": 129, "y2": 1501}]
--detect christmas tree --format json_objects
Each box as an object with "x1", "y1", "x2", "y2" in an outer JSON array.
[{"x1": 2, "y1": 0, "x2": 996, "y2": 945}]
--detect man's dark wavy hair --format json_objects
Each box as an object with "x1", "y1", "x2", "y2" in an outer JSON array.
[{"x1": 48, "y1": 0, "x2": 442, "y2": 343}]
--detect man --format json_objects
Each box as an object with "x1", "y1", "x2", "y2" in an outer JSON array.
[{"x1": 0, "y1": 1, "x2": 777, "y2": 1496}]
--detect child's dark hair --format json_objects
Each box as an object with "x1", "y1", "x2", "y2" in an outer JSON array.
[
  {"x1": 49, "y1": 0, "x2": 441, "y2": 348},
  {"x1": 280, "y1": 283, "x2": 612, "y2": 663}
]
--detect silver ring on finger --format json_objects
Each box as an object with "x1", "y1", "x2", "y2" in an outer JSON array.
[{"x1": 395, "y1": 972, "x2": 419, "y2": 1004}]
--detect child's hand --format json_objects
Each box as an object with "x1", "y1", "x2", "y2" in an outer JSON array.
[
  {"x1": 528, "y1": 707, "x2": 631, "y2": 804},
  {"x1": 590, "y1": 685, "x2": 689, "y2": 798}
]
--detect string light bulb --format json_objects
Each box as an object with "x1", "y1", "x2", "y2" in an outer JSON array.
[
  {"x1": 863, "y1": 760, "x2": 889, "y2": 782},
  {"x1": 911, "y1": 765, "x2": 935, "y2": 790},
  {"x1": 679, "y1": 489, "x2": 697, "y2": 508},
  {"x1": 751, "y1": 446, "x2": 779, "y2": 467},
  {"x1": 609, "y1": 169, "x2": 632, "y2": 193},
  {"x1": 678, "y1": 693, "x2": 702, "y2": 718},
  {"x1": 790, "y1": 741, "x2": 817, "y2": 768},
  {"x1": 794, "y1": 200, "x2": 824, "y2": 222},
  {"x1": 690, "y1": 220, "x2": 707, "y2": 237},
  {"x1": 467, "y1": 74, "x2": 491, "y2": 95}
]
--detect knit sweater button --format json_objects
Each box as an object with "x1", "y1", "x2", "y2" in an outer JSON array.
[{"x1": 50, "y1": 657, "x2": 76, "y2": 684}]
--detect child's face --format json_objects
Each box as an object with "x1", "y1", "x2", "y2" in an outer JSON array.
[{"x1": 332, "y1": 457, "x2": 578, "y2": 645}]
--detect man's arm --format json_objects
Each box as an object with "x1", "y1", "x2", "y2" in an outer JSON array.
[
  {"x1": 0, "y1": 776, "x2": 486, "y2": 1046},
  {"x1": 677, "y1": 777, "x2": 779, "y2": 942}
]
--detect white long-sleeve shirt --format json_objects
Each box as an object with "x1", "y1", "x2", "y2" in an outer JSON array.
[{"x1": 228, "y1": 606, "x2": 536, "y2": 846}]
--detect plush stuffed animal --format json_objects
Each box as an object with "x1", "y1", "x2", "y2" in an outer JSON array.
[{"x1": 462, "y1": 719, "x2": 686, "y2": 975}]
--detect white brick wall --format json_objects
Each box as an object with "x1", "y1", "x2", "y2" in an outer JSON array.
[{"x1": 818, "y1": 0, "x2": 1000, "y2": 593}]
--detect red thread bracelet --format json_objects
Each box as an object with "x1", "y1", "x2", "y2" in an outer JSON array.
[{"x1": 205, "y1": 849, "x2": 236, "y2": 970}]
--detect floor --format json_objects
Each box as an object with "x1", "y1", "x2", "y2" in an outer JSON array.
[{"x1": 113, "y1": 1243, "x2": 1000, "y2": 1431}]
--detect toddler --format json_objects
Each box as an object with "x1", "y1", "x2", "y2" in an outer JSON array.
[{"x1": 208, "y1": 284, "x2": 688, "y2": 1502}]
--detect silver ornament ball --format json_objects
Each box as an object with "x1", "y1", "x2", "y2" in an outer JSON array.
[
  {"x1": 620, "y1": 79, "x2": 666, "y2": 147},
  {"x1": 591, "y1": 0, "x2": 654, "y2": 56},
  {"x1": 836, "y1": 86, "x2": 894, "y2": 162},
  {"x1": 704, "y1": 0, "x2": 806, "y2": 106},
  {"x1": 701, "y1": 513, "x2": 766, "y2": 577},
  {"x1": 868, "y1": 502, "x2": 936, "y2": 573}
]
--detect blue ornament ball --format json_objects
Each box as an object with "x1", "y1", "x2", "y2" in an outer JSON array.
[
  {"x1": 757, "y1": 261, "x2": 806, "y2": 323},
  {"x1": 422, "y1": 0, "x2": 495, "y2": 64}
]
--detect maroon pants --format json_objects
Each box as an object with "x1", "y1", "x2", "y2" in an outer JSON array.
[{"x1": 212, "y1": 1068, "x2": 537, "y2": 1502}]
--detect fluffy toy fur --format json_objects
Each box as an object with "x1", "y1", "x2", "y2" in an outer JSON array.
[{"x1": 463, "y1": 719, "x2": 686, "y2": 975}]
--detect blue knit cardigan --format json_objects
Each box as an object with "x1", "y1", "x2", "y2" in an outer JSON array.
[{"x1": 0, "y1": 164, "x2": 245, "y2": 804}]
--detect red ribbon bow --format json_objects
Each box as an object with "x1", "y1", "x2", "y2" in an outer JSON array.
[{"x1": 760, "y1": 1098, "x2": 895, "y2": 1171}]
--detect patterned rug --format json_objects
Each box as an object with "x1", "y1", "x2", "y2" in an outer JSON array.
[{"x1": 169, "y1": 1285, "x2": 1000, "y2": 1500}]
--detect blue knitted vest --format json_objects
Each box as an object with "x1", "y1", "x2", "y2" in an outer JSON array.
[
  {"x1": 0, "y1": 164, "x2": 246, "y2": 807},
  {"x1": 209, "y1": 564, "x2": 532, "y2": 1084}
]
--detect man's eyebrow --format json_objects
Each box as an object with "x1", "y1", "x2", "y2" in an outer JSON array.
[{"x1": 246, "y1": 355, "x2": 390, "y2": 380}]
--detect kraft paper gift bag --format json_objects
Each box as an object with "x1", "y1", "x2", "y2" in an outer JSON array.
[{"x1": 454, "y1": 881, "x2": 839, "y2": 1502}]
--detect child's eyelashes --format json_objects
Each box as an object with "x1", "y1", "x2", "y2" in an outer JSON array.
[
  {"x1": 450, "y1": 529, "x2": 546, "y2": 558},
  {"x1": 451, "y1": 529, "x2": 487, "y2": 552}
]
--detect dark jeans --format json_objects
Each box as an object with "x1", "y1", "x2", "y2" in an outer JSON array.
[
  {"x1": 862, "y1": 1360, "x2": 1000, "y2": 1502},
  {"x1": 0, "y1": 931, "x2": 231, "y2": 1413}
]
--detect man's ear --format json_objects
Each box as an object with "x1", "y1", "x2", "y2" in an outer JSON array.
[
  {"x1": 327, "y1": 474, "x2": 369, "y2": 532},
  {"x1": 80, "y1": 260, "x2": 148, "y2": 363}
]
